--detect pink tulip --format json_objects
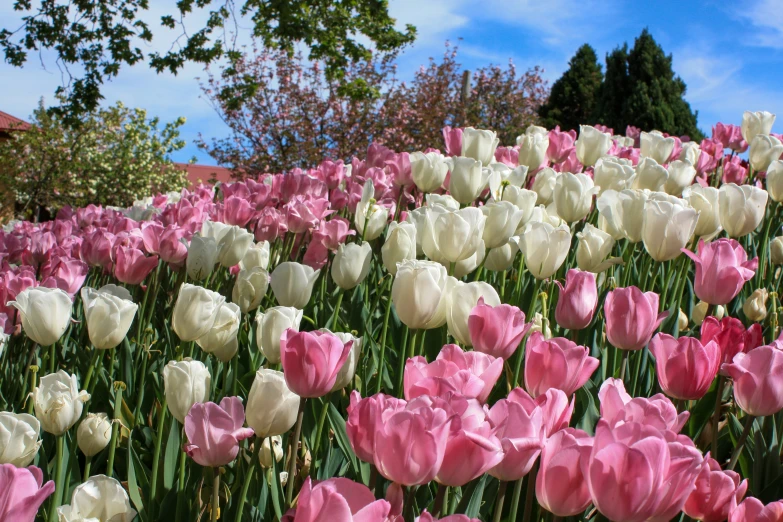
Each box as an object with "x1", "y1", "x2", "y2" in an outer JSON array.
[
  {"x1": 599, "y1": 378, "x2": 689, "y2": 432},
  {"x1": 184, "y1": 396, "x2": 254, "y2": 467},
  {"x1": 140, "y1": 221, "x2": 164, "y2": 254},
  {"x1": 40, "y1": 255, "x2": 89, "y2": 296},
  {"x1": 114, "y1": 245, "x2": 158, "y2": 285},
  {"x1": 604, "y1": 286, "x2": 667, "y2": 351},
  {"x1": 0, "y1": 464, "x2": 55, "y2": 522},
  {"x1": 254, "y1": 207, "x2": 288, "y2": 242},
  {"x1": 416, "y1": 512, "x2": 480, "y2": 522},
  {"x1": 442, "y1": 126, "x2": 463, "y2": 156},
  {"x1": 701, "y1": 317, "x2": 764, "y2": 370},
  {"x1": 81, "y1": 229, "x2": 115, "y2": 269},
  {"x1": 222, "y1": 196, "x2": 254, "y2": 227},
  {"x1": 487, "y1": 391, "x2": 544, "y2": 481},
  {"x1": 722, "y1": 345, "x2": 783, "y2": 417},
  {"x1": 649, "y1": 333, "x2": 721, "y2": 400},
  {"x1": 713, "y1": 123, "x2": 748, "y2": 153},
  {"x1": 386, "y1": 152, "x2": 413, "y2": 187},
  {"x1": 585, "y1": 420, "x2": 703, "y2": 522},
  {"x1": 729, "y1": 498, "x2": 783, "y2": 522},
  {"x1": 404, "y1": 344, "x2": 503, "y2": 403},
  {"x1": 536, "y1": 428, "x2": 593, "y2": 517},
  {"x1": 468, "y1": 298, "x2": 530, "y2": 360},
  {"x1": 29, "y1": 231, "x2": 56, "y2": 265},
  {"x1": 683, "y1": 239, "x2": 757, "y2": 306},
  {"x1": 314, "y1": 217, "x2": 355, "y2": 251},
  {"x1": 684, "y1": 454, "x2": 747, "y2": 522},
  {"x1": 554, "y1": 149, "x2": 584, "y2": 173},
  {"x1": 346, "y1": 391, "x2": 406, "y2": 463},
  {"x1": 722, "y1": 155, "x2": 749, "y2": 185},
  {"x1": 494, "y1": 146, "x2": 519, "y2": 167},
  {"x1": 301, "y1": 238, "x2": 330, "y2": 269},
  {"x1": 547, "y1": 127, "x2": 577, "y2": 164},
  {"x1": 534, "y1": 388, "x2": 575, "y2": 437},
  {"x1": 555, "y1": 270, "x2": 597, "y2": 331},
  {"x1": 525, "y1": 332, "x2": 599, "y2": 398},
  {"x1": 281, "y1": 329, "x2": 352, "y2": 398},
  {"x1": 158, "y1": 226, "x2": 188, "y2": 267},
  {"x1": 280, "y1": 477, "x2": 390, "y2": 522},
  {"x1": 319, "y1": 160, "x2": 346, "y2": 190}
]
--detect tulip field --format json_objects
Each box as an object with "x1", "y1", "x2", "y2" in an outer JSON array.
[{"x1": 2, "y1": 114, "x2": 783, "y2": 522}]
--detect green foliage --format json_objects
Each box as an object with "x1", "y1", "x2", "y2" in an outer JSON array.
[
  {"x1": 538, "y1": 44, "x2": 603, "y2": 132},
  {"x1": 0, "y1": 99, "x2": 188, "y2": 219},
  {"x1": 0, "y1": 0, "x2": 415, "y2": 124}
]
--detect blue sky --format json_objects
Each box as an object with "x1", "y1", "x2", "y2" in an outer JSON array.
[{"x1": 3, "y1": 0, "x2": 783, "y2": 165}]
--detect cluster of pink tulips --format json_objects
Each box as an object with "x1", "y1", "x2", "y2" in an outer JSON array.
[{"x1": 0, "y1": 112, "x2": 782, "y2": 522}]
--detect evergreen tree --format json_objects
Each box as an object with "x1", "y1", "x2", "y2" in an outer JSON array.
[
  {"x1": 593, "y1": 45, "x2": 630, "y2": 133},
  {"x1": 538, "y1": 44, "x2": 603, "y2": 131}
]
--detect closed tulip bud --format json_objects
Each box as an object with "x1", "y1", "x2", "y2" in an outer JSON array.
[
  {"x1": 422, "y1": 207, "x2": 486, "y2": 264},
  {"x1": 57, "y1": 475, "x2": 136, "y2": 522},
  {"x1": 665, "y1": 160, "x2": 697, "y2": 195},
  {"x1": 576, "y1": 224, "x2": 619, "y2": 273},
  {"x1": 481, "y1": 201, "x2": 524, "y2": 249},
  {"x1": 649, "y1": 333, "x2": 721, "y2": 400},
  {"x1": 33, "y1": 370, "x2": 89, "y2": 435},
  {"x1": 331, "y1": 241, "x2": 372, "y2": 290},
  {"x1": 530, "y1": 167, "x2": 557, "y2": 205},
  {"x1": 232, "y1": 267, "x2": 269, "y2": 313},
  {"x1": 597, "y1": 189, "x2": 649, "y2": 242},
  {"x1": 575, "y1": 125, "x2": 611, "y2": 166},
  {"x1": 501, "y1": 186, "x2": 538, "y2": 226},
  {"x1": 729, "y1": 498, "x2": 783, "y2": 522},
  {"x1": 0, "y1": 464, "x2": 55, "y2": 521},
  {"x1": 766, "y1": 160, "x2": 783, "y2": 202},
  {"x1": 270, "y1": 262, "x2": 321, "y2": 309},
  {"x1": 0, "y1": 412, "x2": 42, "y2": 466},
  {"x1": 462, "y1": 127, "x2": 499, "y2": 165},
  {"x1": 246, "y1": 369, "x2": 301, "y2": 438},
  {"x1": 382, "y1": 221, "x2": 416, "y2": 275},
  {"x1": 255, "y1": 306, "x2": 302, "y2": 364},
  {"x1": 484, "y1": 241, "x2": 520, "y2": 272},
  {"x1": 9, "y1": 286, "x2": 72, "y2": 347},
  {"x1": 410, "y1": 151, "x2": 449, "y2": 193},
  {"x1": 202, "y1": 220, "x2": 254, "y2": 268},
  {"x1": 80, "y1": 285, "x2": 138, "y2": 349},
  {"x1": 553, "y1": 173, "x2": 598, "y2": 223},
  {"x1": 741, "y1": 110, "x2": 776, "y2": 143},
  {"x1": 163, "y1": 358, "x2": 211, "y2": 424},
  {"x1": 525, "y1": 332, "x2": 599, "y2": 397},
  {"x1": 594, "y1": 156, "x2": 634, "y2": 194},
  {"x1": 319, "y1": 329, "x2": 363, "y2": 391},
  {"x1": 723, "y1": 345, "x2": 783, "y2": 416},
  {"x1": 605, "y1": 286, "x2": 667, "y2": 351},
  {"x1": 355, "y1": 180, "x2": 389, "y2": 240},
  {"x1": 640, "y1": 130, "x2": 676, "y2": 164},
  {"x1": 239, "y1": 241, "x2": 270, "y2": 271},
  {"x1": 392, "y1": 260, "x2": 452, "y2": 330},
  {"x1": 212, "y1": 336, "x2": 238, "y2": 363},
  {"x1": 530, "y1": 312, "x2": 552, "y2": 339},
  {"x1": 772, "y1": 237, "x2": 783, "y2": 265},
  {"x1": 446, "y1": 281, "x2": 500, "y2": 346},
  {"x1": 632, "y1": 157, "x2": 669, "y2": 191},
  {"x1": 195, "y1": 301, "x2": 240, "y2": 354},
  {"x1": 642, "y1": 198, "x2": 699, "y2": 261},
  {"x1": 750, "y1": 134, "x2": 783, "y2": 172},
  {"x1": 744, "y1": 288, "x2": 769, "y2": 322},
  {"x1": 684, "y1": 238, "x2": 757, "y2": 305},
  {"x1": 683, "y1": 185, "x2": 722, "y2": 238},
  {"x1": 446, "y1": 157, "x2": 490, "y2": 204},
  {"x1": 678, "y1": 309, "x2": 689, "y2": 330},
  {"x1": 77, "y1": 413, "x2": 112, "y2": 457},
  {"x1": 172, "y1": 283, "x2": 226, "y2": 341},
  {"x1": 684, "y1": 455, "x2": 748, "y2": 522},
  {"x1": 555, "y1": 270, "x2": 598, "y2": 331},
  {"x1": 281, "y1": 329, "x2": 352, "y2": 398},
  {"x1": 693, "y1": 301, "x2": 725, "y2": 326},
  {"x1": 469, "y1": 298, "x2": 530, "y2": 359},
  {"x1": 258, "y1": 436, "x2": 283, "y2": 468},
  {"x1": 518, "y1": 221, "x2": 571, "y2": 279},
  {"x1": 719, "y1": 183, "x2": 769, "y2": 237},
  {"x1": 185, "y1": 234, "x2": 218, "y2": 280},
  {"x1": 517, "y1": 126, "x2": 550, "y2": 170},
  {"x1": 536, "y1": 428, "x2": 593, "y2": 517}
]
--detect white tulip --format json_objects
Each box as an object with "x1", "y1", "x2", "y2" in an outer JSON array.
[
  {"x1": 462, "y1": 127, "x2": 500, "y2": 165},
  {"x1": 488, "y1": 163, "x2": 528, "y2": 201},
  {"x1": 594, "y1": 157, "x2": 634, "y2": 195},
  {"x1": 172, "y1": 283, "x2": 226, "y2": 341},
  {"x1": 240, "y1": 241, "x2": 271, "y2": 271},
  {"x1": 446, "y1": 281, "x2": 500, "y2": 346},
  {"x1": 391, "y1": 260, "x2": 453, "y2": 330},
  {"x1": 664, "y1": 160, "x2": 697, "y2": 196},
  {"x1": 318, "y1": 329, "x2": 363, "y2": 391},
  {"x1": 631, "y1": 157, "x2": 669, "y2": 191},
  {"x1": 258, "y1": 436, "x2": 284, "y2": 468},
  {"x1": 484, "y1": 241, "x2": 520, "y2": 272},
  {"x1": 576, "y1": 224, "x2": 620, "y2": 273},
  {"x1": 163, "y1": 359, "x2": 211, "y2": 423},
  {"x1": 693, "y1": 301, "x2": 725, "y2": 327},
  {"x1": 749, "y1": 134, "x2": 783, "y2": 172},
  {"x1": 80, "y1": 285, "x2": 138, "y2": 349},
  {"x1": 58, "y1": 475, "x2": 137, "y2": 522},
  {"x1": 679, "y1": 141, "x2": 701, "y2": 165},
  {"x1": 426, "y1": 193, "x2": 460, "y2": 211},
  {"x1": 597, "y1": 189, "x2": 649, "y2": 243},
  {"x1": 33, "y1": 370, "x2": 89, "y2": 435},
  {"x1": 77, "y1": 413, "x2": 112, "y2": 457},
  {"x1": 195, "y1": 301, "x2": 241, "y2": 354},
  {"x1": 406, "y1": 206, "x2": 442, "y2": 257},
  {"x1": 185, "y1": 234, "x2": 218, "y2": 281},
  {"x1": 517, "y1": 126, "x2": 550, "y2": 170},
  {"x1": 641, "y1": 198, "x2": 699, "y2": 262},
  {"x1": 683, "y1": 185, "x2": 722, "y2": 239},
  {"x1": 0, "y1": 412, "x2": 41, "y2": 466},
  {"x1": 410, "y1": 151, "x2": 449, "y2": 193},
  {"x1": 422, "y1": 207, "x2": 486, "y2": 264},
  {"x1": 270, "y1": 262, "x2": 321, "y2": 309},
  {"x1": 743, "y1": 288, "x2": 769, "y2": 322},
  {"x1": 382, "y1": 221, "x2": 417, "y2": 275},
  {"x1": 640, "y1": 131, "x2": 676, "y2": 164},
  {"x1": 355, "y1": 180, "x2": 388, "y2": 241},
  {"x1": 255, "y1": 307, "x2": 303, "y2": 364},
  {"x1": 501, "y1": 186, "x2": 538, "y2": 226},
  {"x1": 553, "y1": 172, "x2": 599, "y2": 223},
  {"x1": 529, "y1": 312, "x2": 552, "y2": 339},
  {"x1": 246, "y1": 369, "x2": 301, "y2": 438},
  {"x1": 453, "y1": 240, "x2": 486, "y2": 278},
  {"x1": 528, "y1": 205, "x2": 565, "y2": 228},
  {"x1": 530, "y1": 167, "x2": 558, "y2": 205},
  {"x1": 766, "y1": 160, "x2": 783, "y2": 202},
  {"x1": 719, "y1": 183, "x2": 769, "y2": 237},
  {"x1": 481, "y1": 201, "x2": 524, "y2": 249},
  {"x1": 232, "y1": 267, "x2": 269, "y2": 313},
  {"x1": 741, "y1": 111, "x2": 775, "y2": 143},
  {"x1": 575, "y1": 125, "x2": 612, "y2": 166},
  {"x1": 202, "y1": 220, "x2": 254, "y2": 268},
  {"x1": 446, "y1": 156, "x2": 490, "y2": 204},
  {"x1": 770, "y1": 236, "x2": 783, "y2": 265},
  {"x1": 212, "y1": 336, "x2": 239, "y2": 363},
  {"x1": 518, "y1": 222, "x2": 572, "y2": 279},
  {"x1": 9, "y1": 286, "x2": 72, "y2": 347},
  {"x1": 331, "y1": 241, "x2": 373, "y2": 290}
]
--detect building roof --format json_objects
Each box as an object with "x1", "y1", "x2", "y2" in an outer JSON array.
[
  {"x1": 174, "y1": 162, "x2": 234, "y2": 188},
  {"x1": 0, "y1": 110, "x2": 30, "y2": 132}
]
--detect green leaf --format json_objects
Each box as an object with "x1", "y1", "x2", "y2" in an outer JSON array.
[
  {"x1": 127, "y1": 431, "x2": 147, "y2": 521},
  {"x1": 163, "y1": 420, "x2": 180, "y2": 490},
  {"x1": 328, "y1": 402, "x2": 359, "y2": 475}
]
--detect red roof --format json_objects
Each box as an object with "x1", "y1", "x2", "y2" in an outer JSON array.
[
  {"x1": 175, "y1": 162, "x2": 234, "y2": 188},
  {"x1": 0, "y1": 110, "x2": 30, "y2": 132}
]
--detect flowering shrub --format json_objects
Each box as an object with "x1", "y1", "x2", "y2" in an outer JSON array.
[{"x1": 0, "y1": 114, "x2": 782, "y2": 521}]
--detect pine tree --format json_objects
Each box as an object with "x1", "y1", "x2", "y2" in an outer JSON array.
[
  {"x1": 592, "y1": 45, "x2": 629, "y2": 133},
  {"x1": 538, "y1": 44, "x2": 603, "y2": 132}
]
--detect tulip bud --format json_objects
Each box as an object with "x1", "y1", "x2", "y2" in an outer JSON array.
[
  {"x1": 446, "y1": 157, "x2": 490, "y2": 204},
  {"x1": 683, "y1": 185, "x2": 722, "y2": 239},
  {"x1": 517, "y1": 222, "x2": 571, "y2": 279},
  {"x1": 723, "y1": 346, "x2": 783, "y2": 416},
  {"x1": 693, "y1": 301, "x2": 725, "y2": 326},
  {"x1": 422, "y1": 207, "x2": 486, "y2": 264},
  {"x1": 232, "y1": 267, "x2": 269, "y2": 313},
  {"x1": 597, "y1": 189, "x2": 649, "y2": 243},
  {"x1": 195, "y1": 301, "x2": 241, "y2": 354},
  {"x1": 33, "y1": 370, "x2": 90, "y2": 435},
  {"x1": 649, "y1": 333, "x2": 721, "y2": 400},
  {"x1": 576, "y1": 224, "x2": 619, "y2": 273},
  {"x1": 202, "y1": 220, "x2": 254, "y2": 268},
  {"x1": 741, "y1": 110, "x2": 775, "y2": 143},
  {"x1": 239, "y1": 241, "x2": 271, "y2": 271},
  {"x1": 469, "y1": 298, "x2": 530, "y2": 359},
  {"x1": 462, "y1": 127, "x2": 500, "y2": 165},
  {"x1": 381, "y1": 221, "x2": 416, "y2": 275},
  {"x1": 0, "y1": 463, "x2": 54, "y2": 519},
  {"x1": 664, "y1": 160, "x2": 697, "y2": 195},
  {"x1": 517, "y1": 126, "x2": 550, "y2": 170},
  {"x1": 280, "y1": 330, "x2": 352, "y2": 398},
  {"x1": 163, "y1": 359, "x2": 211, "y2": 424},
  {"x1": 172, "y1": 283, "x2": 226, "y2": 341},
  {"x1": 185, "y1": 234, "x2": 218, "y2": 281},
  {"x1": 679, "y1": 141, "x2": 701, "y2": 165},
  {"x1": 332, "y1": 241, "x2": 372, "y2": 290},
  {"x1": 535, "y1": 428, "x2": 593, "y2": 517},
  {"x1": 481, "y1": 201, "x2": 524, "y2": 249},
  {"x1": 81, "y1": 285, "x2": 138, "y2": 349},
  {"x1": 743, "y1": 289, "x2": 769, "y2": 322},
  {"x1": 410, "y1": 151, "x2": 449, "y2": 193},
  {"x1": 258, "y1": 436, "x2": 283, "y2": 468},
  {"x1": 391, "y1": 260, "x2": 452, "y2": 330},
  {"x1": 319, "y1": 330, "x2": 363, "y2": 391},
  {"x1": 604, "y1": 287, "x2": 667, "y2": 351},
  {"x1": 642, "y1": 198, "x2": 699, "y2": 262},
  {"x1": 484, "y1": 241, "x2": 520, "y2": 272},
  {"x1": 9, "y1": 286, "x2": 72, "y2": 347},
  {"x1": 575, "y1": 125, "x2": 611, "y2": 166},
  {"x1": 678, "y1": 309, "x2": 689, "y2": 331},
  {"x1": 270, "y1": 262, "x2": 321, "y2": 309},
  {"x1": 446, "y1": 281, "x2": 500, "y2": 346},
  {"x1": 555, "y1": 270, "x2": 597, "y2": 331},
  {"x1": 530, "y1": 167, "x2": 557, "y2": 205},
  {"x1": 719, "y1": 184, "x2": 768, "y2": 238},
  {"x1": 255, "y1": 306, "x2": 303, "y2": 364},
  {"x1": 246, "y1": 369, "x2": 301, "y2": 438},
  {"x1": 58, "y1": 475, "x2": 137, "y2": 521},
  {"x1": 594, "y1": 156, "x2": 634, "y2": 194},
  {"x1": 77, "y1": 413, "x2": 112, "y2": 457},
  {"x1": 426, "y1": 193, "x2": 460, "y2": 210},
  {"x1": 501, "y1": 186, "x2": 538, "y2": 226},
  {"x1": 767, "y1": 160, "x2": 783, "y2": 202},
  {"x1": 0, "y1": 412, "x2": 42, "y2": 466},
  {"x1": 771, "y1": 237, "x2": 783, "y2": 265},
  {"x1": 750, "y1": 134, "x2": 783, "y2": 172},
  {"x1": 640, "y1": 130, "x2": 676, "y2": 164},
  {"x1": 530, "y1": 312, "x2": 552, "y2": 339},
  {"x1": 553, "y1": 173, "x2": 599, "y2": 223}
]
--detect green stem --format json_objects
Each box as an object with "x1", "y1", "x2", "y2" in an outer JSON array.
[
  {"x1": 492, "y1": 480, "x2": 508, "y2": 522},
  {"x1": 106, "y1": 382, "x2": 126, "y2": 477},
  {"x1": 728, "y1": 415, "x2": 755, "y2": 471},
  {"x1": 712, "y1": 376, "x2": 726, "y2": 457},
  {"x1": 286, "y1": 399, "x2": 307, "y2": 507},
  {"x1": 27, "y1": 366, "x2": 38, "y2": 415},
  {"x1": 507, "y1": 477, "x2": 524, "y2": 522},
  {"x1": 512, "y1": 279, "x2": 542, "y2": 387},
  {"x1": 330, "y1": 290, "x2": 345, "y2": 331},
  {"x1": 48, "y1": 343, "x2": 55, "y2": 374},
  {"x1": 83, "y1": 455, "x2": 92, "y2": 482},
  {"x1": 619, "y1": 350, "x2": 630, "y2": 381},
  {"x1": 175, "y1": 438, "x2": 188, "y2": 522},
  {"x1": 82, "y1": 348, "x2": 101, "y2": 392},
  {"x1": 312, "y1": 394, "x2": 331, "y2": 474},
  {"x1": 396, "y1": 326, "x2": 410, "y2": 397},
  {"x1": 235, "y1": 438, "x2": 263, "y2": 522},
  {"x1": 522, "y1": 461, "x2": 539, "y2": 522},
  {"x1": 433, "y1": 484, "x2": 447, "y2": 517},
  {"x1": 48, "y1": 434, "x2": 65, "y2": 522},
  {"x1": 150, "y1": 402, "x2": 168, "y2": 508},
  {"x1": 211, "y1": 468, "x2": 221, "y2": 522},
  {"x1": 408, "y1": 329, "x2": 420, "y2": 361},
  {"x1": 376, "y1": 278, "x2": 394, "y2": 394}
]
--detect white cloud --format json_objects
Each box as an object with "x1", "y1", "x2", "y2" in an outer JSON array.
[{"x1": 737, "y1": 0, "x2": 783, "y2": 48}]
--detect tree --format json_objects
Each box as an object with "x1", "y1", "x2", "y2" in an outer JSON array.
[
  {"x1": 199, "y1": 43, "x2": 548, "y2": 174},
  {"x1": 538, "y1": 44, "x2": 603, "y2": 132},
  {"x1": 594, "y1": 29, "x2": 703, "y2": 139},
  {"x1": 0, "y1": 0, "x2": 416, "y2": 123},
  {"x1": 0, "y1": 99, "x2": 188, "y2": 220}
]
